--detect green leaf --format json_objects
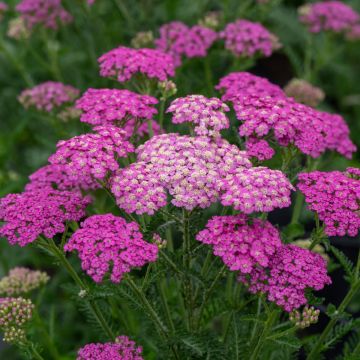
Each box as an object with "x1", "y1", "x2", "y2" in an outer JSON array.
[
  {"x1": 283, "y1": 223, "x2": 305, "y2": 241},
  {"x1": 330, "y1": 246, "x2": 354, "y2": 283}
]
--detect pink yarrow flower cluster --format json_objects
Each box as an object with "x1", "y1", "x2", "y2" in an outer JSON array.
[
  {"x1": 16, "y1": 0, "x2": 72, "y2": 30},
  {"x1": 298, "y1": 169, "x2": 360, "y2": 237},
  {"x1": 77, "y1": 335, "x2": 143, "y2": 360},
  {"x1": 75, "y1": 88, "x2": 158, "y2": 126},
  {"x1": 167, "y1": 95, "x2": 230, "y2": 137},
  {"x1": 48, "y1": 126, "x2": 134, "y2": 181},
  {"x1": 245, "y1": 137, "x2": 275, "y2": 161},
  {"x1": 219, "y1": 166, "x2": 294, "y2": 213},
  {"x1": 111, "y1": 133, "x2": 252, "y2": 214},
  {"x1": 299, "y1": 1, "x2": 360, "y2": 35},
  {"x1": 18, "y1": 82, "x2": 79, "y2": 112},
  {"x1": 65, "y1": 214, "x2": 158, "y2": 283},
  {"x1": 98, "y1": 47, "x2": 175, "y2": 83},
  {"x1": 196, "y1": 215, "x2": 282, "y2": 273},
  {"x1": 0, "y1": 189, "x2": 91, "y2": 247},
  {"x1": 25, "y1": 163, "x2": 99, "y2": 192},
  {"x1": 155, "y1": 21, "x2": 217, "y2": 66},
  {"x1": 233, "y1": 94, "x2": 356, "y2": 159},
  {"x1": 239, "y1": 244, "x2": 331, "y2": 312},
  {"x1": 220, "y1": 20, "x2": 280, "y2": 58},
  {"x1": 215, "y1": 72, "x2": 285, "y2": 102}
]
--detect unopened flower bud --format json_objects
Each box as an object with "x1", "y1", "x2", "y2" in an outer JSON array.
[{"x1": 131, "y1": 31, "x2": 154, "y2": 48}]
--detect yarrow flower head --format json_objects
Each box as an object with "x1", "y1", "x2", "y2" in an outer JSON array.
[
  {"x1": 0, "y1": 189, "x2": 91, "y2": 247},
  {"x1": 167, "y1": 95, "x2": 230, "y2": 137},
  {"x1": 111, "y1": 133, "x2": 251, "y2": 214},
  {"x1": 25, "y1": 164, "x2": 99, "y2": 192},
  {"x1": 64, "y1": 214, "x2": 158, "y2": 283},
  {"x1": 239, "y1": 244, "x2": 331, "y2": 312},
  {"x1": 219, "y1": 20, "x2": 281, "y2": 58},
  {"x1": 196, "y1": 214, "x2": 282, "y2": 273},
  {"x1": 234, "y1": 94, "x2": 356, "y2": 159},
  {"x1": 215, "y1": 72, "x2": 285, "y2": 102},
  {"x1": 0, "y1": 267, "x2": 49, "y2": 296},
  {"x1": 48, "y1": 126, "x2": 134, "y2": 181},
  {"x1": 16, "y1": 0, "x2": 73, "y2": 30},
  {"x1": 0, "y1": 297, "x2": 34, "y2": 343},
  {"x1": 77, "y1": 335, "x2": 143, "y2": 360},
  {"x1": 198, "y1": 11, "x2": 222, "y2": 30},
  {"x1": 131, "y1": 31, "x2": 154, "y2": 48},
  {"x1": 284, "y1": 79, "x2": 325, "y2": 107},
  {"x1": 298, "y1": 169, "x2": 360, "y2": 237},
  {"x1": 98, "y1": 47, "x2": 175, "y2": 83},
  {"x1": 7, "y1": 17, "x2": 31, "y2": 40},
  {"x1": 290, "y1": 306, "x2": 320, "y2": 329},
  {"x1": 155, "y1": 21, "x2": 217, "y2": 67},
  {"x1": 219, "y1": 166, "x2": 294, "y2": 213},
  {"x1": 75, "y1": 88, "x2": 158, "y2": 126},
  {"x1": 18, "y1": 82, "x2": 79, "y2": 113},
  {"x1": 299, "y1": 1, "x2": 360, "y2": 35},
  {"x1": 245, "y1": 137, "x2": 275, "y2": 161}
]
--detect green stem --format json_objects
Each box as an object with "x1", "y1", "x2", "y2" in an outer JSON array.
[
  {"x1": 204, "y1": 56, "x2": 213, "y2": 96},
  {"x1": 147, "y1": 119, "x2": 154, "y2": 138},
  {"x1": 44, "y1": 238, "x2": 115, "y2": 341},
  {"x1": 158, "y1": 279, "x2": 176, "y2": 333},
  {"x1": 196, "y1": 264, "x2": 226, "y2": 329},
  {"x1": 28, "y1": 343, "x2": 45, "y2": 360},
  {"x1": 249, "y1": 309, "x2": 278, "y2": 360},
  {"x1": 290, "y1": 192, "x2": 304, "y2": 225},
  {"x1": 158, "y1": 97, "x2": 166, "y2": 130},
  {"x1": 306, "y1": 280, "x2": 360, "y2": 360},
  {"x1": 160, "y1": 250, "x2": 183, "y2": 275}
]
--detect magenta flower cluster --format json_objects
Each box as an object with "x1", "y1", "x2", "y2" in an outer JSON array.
[
  {"x1": 77, "y1": 335, "x2": 143, "y2": 360},
  {"x1": 111, "y1": 133, "x2": 253, "y2": 213},
  {"x1": 75, "y1": 88, "x2": 158, "y2": 126},
  {"x1": 239, "y1": 244, "x2": 331, "y2": 312},
  {"x1": 298, "y1": 170, "x2": 360, "y2": 237},
  {"x1": 196, "y1": 215, "x2": 282, "y2": 273},
  {"x1": 155, "y1": 21, "x2": 217, "y2": 66},
  {"x1": 299, "y1": 1, "x2": 360, "y2": 35},
  {"x1": 245, "y1": 137, "x2": 275, "y2": 161},
  {"x1": 215, "y1": 71, "x2": 285, "y2": 102},
  {"x1": 25, "y1": 164, "x2": 99, "y2": 192},
  {"x1": 98, "y1": 46, "x2": 175, "y2": 83},
  {"x1": 64, "y1": 214, "x2": 158, "y2": 283},
  {"x1": 219, "y1": 166, "x2": 294, "y2": 213},
  {"x1": 220, "y1": 20, "x2": 280, "y2": 58},
  {"x1": 233, "y1": 94, "x2": 356, "y2": 159},
  {"x1": 48, "y1": 126, "x2": 134, "y2": 181},
  {"x1": 0, "y1": 189, "x2": 91, "y2": 247},
  {"x1": 18, "y1": 81, "x2": 79, "y2": 113},
  {"x1": 167, "y1": 95, "x2": 230, "y2": 137},
  {"x1": 16, "y1": 0, "x2": 72, "y2": 30}
]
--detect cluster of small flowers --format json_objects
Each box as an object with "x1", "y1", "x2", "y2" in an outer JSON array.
[
  {"x1": 299, "y1": 1, "x2": 360, "y2": 36},
  {"x1": 346, "y1": 24, "x2": 360, "y2": 40},
  {"x1": 166, "y1": 95, "x2": 230, "y2": 137},
  {"x1": 234, "y1": 94, "x2": 356, "y2": 159},
  {"x1": 48, "y1": 125, "x2": 134, "y2": 181},
  {"x1": 290, "y1": 306, "x2": 320, "y2": 329},
  {"x1": 198, "y1": 11, "x2": 222, "y2": 30},
  {"x1": 64, "y1": 214, "x2": 158, "y2": 283},
  {"x1": 0, "y1": 188, "x2": 91, "y2": 247},
  {"x1": 196, "y1": 215, "x2": 282, "y2": 273},
  {"x1": 25, "y1": 163, "x2": 99, "y2": 192},
  {"x1": 239, "y1": 244, "x2": 331, "y2": 311},
  {"x1": 131, "y1": 31, "x2": 154, "y2": 48},
  {"x1": 284, "y1": 79, "x2": 325, "y2": 108},
  {"x1": 298, "y1": 169, "x2": 360, "y2": 237},
  {"x1": 219, "y1": 167, "x2": 294, "y2": 213},
  {"x1": 215, "y1": 72, "x2": 285, "y2": 102},
  {"x1": 111, "y1": 162, "x2": 167, "y2": 215},
  {"x1": 57, "y1": 106, "x2": 82, "y2": 122},
  {"x1": 7, "y1": 17, "x2": 31, "y2": 40},
  {"x1": 76, "y1": 88, "x2": 158, "y2": 126},
  {"x1": 0, "y1": 297, "x2": 34, "y2": 343},
  {"x1": 292, "y1": 239, "x2": 329, "y2": 262},
  {"x1": 16, "y1": 0, "x2": 72, "y2": 30},
  {"x1": 77, "y1": 335, "x2": 143, "y2": 360},
  {"x1": 155, "y1": 21, "x2": 217, "y2": 66},
  {"x1": 245, "y1": 137, "x2": 275, "y2": 161},
  {"x1": 0, "y1": 267, "x2": 49, "y2": 296},
  {"x1": 18, "y1": 82, "x2": 79, "y2": 113},
  {"x1": 220, "y1": 20, "x2": 281, "y2": 58},
  {"x1": 98, "y1": 47, "x2": 175, "y2": 83}
]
